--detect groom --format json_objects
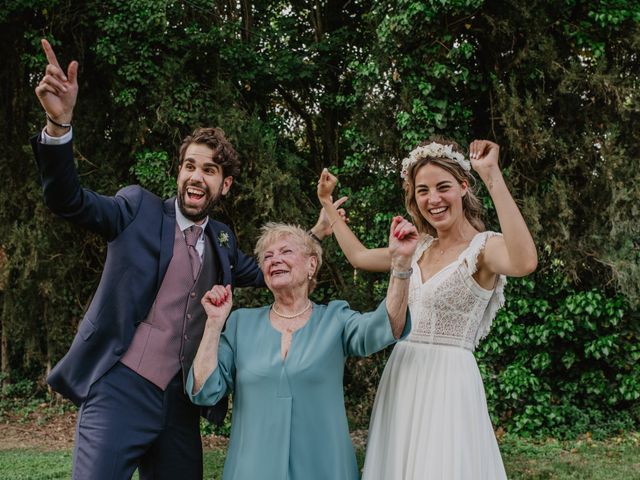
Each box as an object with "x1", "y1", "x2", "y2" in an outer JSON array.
[{"x1": 32, "y1": 39, "x2": 333, "y2": 479}]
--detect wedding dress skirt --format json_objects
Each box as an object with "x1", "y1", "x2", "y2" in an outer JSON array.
[{"x1": 361, "y1": 341, "x2": 507, "y2": 479}]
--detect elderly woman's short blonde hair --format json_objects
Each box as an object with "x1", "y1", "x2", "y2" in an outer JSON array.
[{"x1": 254, "y1": 222, "x2": 323, "y2": 293}]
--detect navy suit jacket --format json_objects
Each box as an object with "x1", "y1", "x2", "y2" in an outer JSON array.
[{"x1": 32, "y1": 136, "x2": 264, "y2": 408}]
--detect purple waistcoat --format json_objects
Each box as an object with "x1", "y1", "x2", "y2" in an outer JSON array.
[{"x1": 120, "y1": 223, "x2": 217, "y2": 390}]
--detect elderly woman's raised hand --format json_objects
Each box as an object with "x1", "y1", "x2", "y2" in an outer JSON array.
[
  {"x1": 388, "y1": 216, "x2": 418, "y2": 269},
  {"x1": 314, "y1": 168, "x2": 349, "y2": 237},
  {"x1": 317, "y1": 168, "x2": 338, "y2": 205},
  {"x1": 201, "y1": 285, "x2": 233, "y2": 331}
]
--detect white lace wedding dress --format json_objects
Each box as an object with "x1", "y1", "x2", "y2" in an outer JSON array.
[{"x1": 362, "y1": 232, "x2": 508, "y2": 479}]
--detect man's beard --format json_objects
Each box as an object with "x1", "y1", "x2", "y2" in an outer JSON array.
[{"x1": 177, "y1": 182, "x2": 224, "y2": 222}]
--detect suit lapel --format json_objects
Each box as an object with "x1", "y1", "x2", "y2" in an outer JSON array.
[
  {"x1": 206, "y1": 222, "x2": 232, "y2": 286},
  {"x1": 157, "y1": 197, "x2": 177, "y2": 291}
]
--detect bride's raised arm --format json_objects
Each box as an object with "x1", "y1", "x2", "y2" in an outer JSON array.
[
  {"x1": 317, "y1": 168, "x2": 399, "y2": 272},
  {"x1": 469, "y1": 140, "x2": 537, "y2": 277}
]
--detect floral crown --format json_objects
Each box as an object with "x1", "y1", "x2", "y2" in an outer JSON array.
[{"x1": 400, "y1": 142, "x2": 471, "y2": 179}]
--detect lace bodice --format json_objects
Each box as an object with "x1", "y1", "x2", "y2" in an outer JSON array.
[{"x1": 406, "y1": 232, "x2": 506, "y2": 351}]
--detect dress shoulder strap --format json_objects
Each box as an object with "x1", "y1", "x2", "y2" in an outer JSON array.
[
  {"x1": 458, "y1": 231, "x2": 508, "y2": 347},
  {"x1": 412, "y1": 234, "x2": 434, "y2": 264},
  {"x1": 459, "y1": 231, "x2": 501, "y2": 275}
]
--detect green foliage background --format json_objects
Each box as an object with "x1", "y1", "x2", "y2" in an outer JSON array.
[{"x1": 1, "y1": 0, "x2": 638, "y2": 438}]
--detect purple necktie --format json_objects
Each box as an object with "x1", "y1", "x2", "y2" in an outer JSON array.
[{"x1": 184, "y1": 225, "x2": 203, "y2": 279}]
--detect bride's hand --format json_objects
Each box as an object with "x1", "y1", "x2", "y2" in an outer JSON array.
[
  {"x1": 388, "y1": 216, "x2": 418, "y2": 269},
  {"x1": 469, "y1": 140, "x2": 501, "y2": 180}
]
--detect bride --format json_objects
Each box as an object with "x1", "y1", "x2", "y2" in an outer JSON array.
[{"x1": 317, "y1": 138, "x2": 537, "y2": 479}]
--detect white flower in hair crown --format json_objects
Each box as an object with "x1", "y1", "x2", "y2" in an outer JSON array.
[{"x1": 400, "y1": 142, "x2": 471, "y2": 179}]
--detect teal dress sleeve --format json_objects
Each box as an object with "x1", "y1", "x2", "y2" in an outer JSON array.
[
  {"x1": 341, "y1": 298, "x2": 411, "y2": 357},
  {"x1": 186, "y1": 310, "x2": 239, "y2": 406}
]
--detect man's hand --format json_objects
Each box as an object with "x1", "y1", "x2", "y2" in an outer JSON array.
[{"x1": 35, "y1": 39, "x2": 79, "y2": 135}]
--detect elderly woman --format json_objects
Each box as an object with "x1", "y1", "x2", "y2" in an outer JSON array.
[{"x1": 188, "y1": 218, "x2": 417, "y2": 480}]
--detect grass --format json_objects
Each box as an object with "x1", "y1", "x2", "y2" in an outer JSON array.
[
  {"x1": 0, "y1": 449, "x2": 224, "y2": 480},
  {"x1": 0, "y1": 450, "x2": 72, "y2": 480},
  {"x1": 0, "y1": 434, "x2": 638, "y2": 479},
  {"x1": 500, "y1": 433, "x2": 640, "y2": 479}
]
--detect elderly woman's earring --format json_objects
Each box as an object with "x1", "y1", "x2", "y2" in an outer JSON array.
[{"x1": 308, "y1": 273, "x2": 313, "y2": 280}]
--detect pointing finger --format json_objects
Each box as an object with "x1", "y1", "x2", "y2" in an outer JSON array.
[{"x1": 41, "y1": 39, "x2": 65, "y2": 80}]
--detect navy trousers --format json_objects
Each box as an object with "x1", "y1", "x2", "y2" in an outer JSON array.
[{"x1": 72, "y1": 362, "x2": 203, "y2": 480}]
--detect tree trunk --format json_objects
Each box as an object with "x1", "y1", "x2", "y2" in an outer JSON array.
[{"x1": 1, "y1": 293, "x2": 9, "y2": 393}]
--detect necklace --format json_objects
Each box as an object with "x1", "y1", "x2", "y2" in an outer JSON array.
[
  {"x1": 433, "y1": 238, "x2": 447, "y2": 255},
  {"x1": 433, "y1": 238, "x2": 468, "y2": 255},
  {"x1": 271, "y1": 300, "x2": 312, "y2": 319}
]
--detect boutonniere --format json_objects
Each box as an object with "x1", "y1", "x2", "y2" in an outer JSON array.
[{"x1": 218, "y1": 231, "x2": 230, "y2": 248}]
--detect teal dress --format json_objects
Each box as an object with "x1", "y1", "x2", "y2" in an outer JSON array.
[{"x1": 187, "y1": 300, "x2": 410, "y2": 480}]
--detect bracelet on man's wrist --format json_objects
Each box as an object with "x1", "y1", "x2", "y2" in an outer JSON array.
[
  {"x1": 46, "y1": 113, "x2": 72, "y2": 129},
  {"x1": 391, "y1": 267, "x2": 413, "y2": 279},
  {"x1": 308, "y1": 231, "x2": 323, "y2": 244}
]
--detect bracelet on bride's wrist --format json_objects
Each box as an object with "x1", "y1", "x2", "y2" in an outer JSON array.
[{"x1": 391, "y1": 267, "x2": 413, "y2": 279}]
